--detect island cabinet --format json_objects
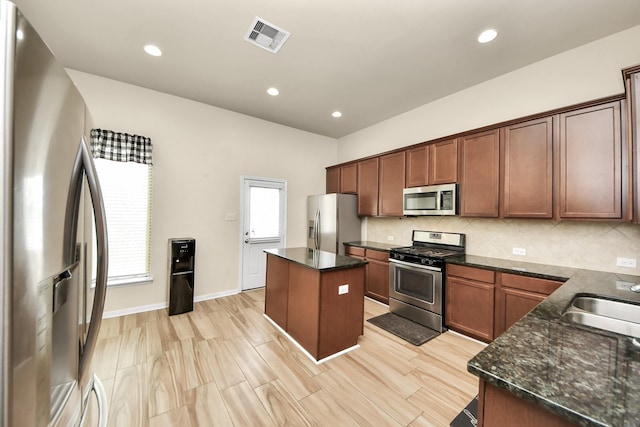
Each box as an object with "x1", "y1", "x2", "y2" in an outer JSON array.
[
  {"x1": 501, "y1": 117, "x2": 554, "y2": 218},
  {"x1": 458, "y1": 129, "x2": 500, "y2": 217},
  {"x1": 478, "y1": 380, "x2": 579, "y2": 427},
  {"x1": 344, "y1": 246, "x2": 390, "y2": 304},
  {"x1": 494, "y1": 273, "x2": 563, "y2": 337},
  {"x1": 378, "y1": 151, "x2": 405, "y2": 216},
  {"x1": 558, "y1": 100, "x2": 625, "y2": 219},
  {"x1": 405, "y1": 139, "x2": 458, "y2": 188},
  {"x1": 264, "y1": 249, "x2": 366, "y2": 361},
  {"x1": 445, "y1": 264, "x2": 495, "y2": 342}
]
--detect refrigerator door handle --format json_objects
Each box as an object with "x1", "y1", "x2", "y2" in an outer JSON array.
[
  {"x1": 315, "y1": 209, "x2": 321, "y2": 250},
  {"x1": 78, "y1": 136, "x2": 109, "y2": 382}
]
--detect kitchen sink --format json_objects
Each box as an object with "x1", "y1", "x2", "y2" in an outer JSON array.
[{"x1": 561, "y1": 296, "x2": 640, "y2": 338}]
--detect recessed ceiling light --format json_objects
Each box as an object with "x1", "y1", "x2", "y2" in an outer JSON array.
[
  {"x1": 144, "y1": 44, "x2": 162, "y2": 57},
  {"x1": 267, "y1": 87, "x2": 279, "y2": 96},
  {"x1": 332, "y1": 111, "x2": 342, "y2": 118},
  {"x1": 477, "y1": 29, "x2": 498, "y2": 44}
]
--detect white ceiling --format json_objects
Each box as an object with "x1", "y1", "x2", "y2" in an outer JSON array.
[{"x1": 12, "y1": 0, "x2": 640, "y2": 138}]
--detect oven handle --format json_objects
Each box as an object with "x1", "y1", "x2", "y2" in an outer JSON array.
[{"x1": 389, "y1": 258, "x2": 442, "y2": 272}]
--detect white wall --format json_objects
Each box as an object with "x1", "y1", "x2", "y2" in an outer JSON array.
[
  {"x1": 338, "y1": 24, "x2": 640, "y2": 162},
  {"x1": 68, "y1": 70, "x2": 337, "y2": 315},
  {"x1": 336, "y1": 24, "x2": 640, "y2": 276}
]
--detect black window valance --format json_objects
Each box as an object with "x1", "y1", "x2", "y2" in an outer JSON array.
[{"x1": 90, "y1": 128, "x2": 153, "y2": 165}]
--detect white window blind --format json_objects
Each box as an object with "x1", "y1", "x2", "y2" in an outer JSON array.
[{"x1": 93, "y1": 158, "x2": 152, "y2": 284}]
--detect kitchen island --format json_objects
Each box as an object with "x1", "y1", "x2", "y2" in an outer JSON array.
[
  {"x1": 451, "y1": 255, "x2": 640, "y2": 427},
  {"x1": 264, "y1": 247, "x2": 367, "y2": 362}
]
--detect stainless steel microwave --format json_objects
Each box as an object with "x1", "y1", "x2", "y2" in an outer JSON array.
[{"x1": 403, "y1": 183, "x2": 457, "y2": 216}]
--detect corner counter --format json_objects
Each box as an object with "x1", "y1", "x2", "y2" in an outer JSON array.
[
  {"x1": 456, "y1": 257, "x2": 640, "y2": 427},
  {"x1": 264, "y1": 248, "x2": 367, "y2": 362}
]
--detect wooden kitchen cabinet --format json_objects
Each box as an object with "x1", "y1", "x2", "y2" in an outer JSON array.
[
  {"x1": 501, "y1": 117, "x2": 554, "y2": 218},
  {"x1": 357, "y1": 157, "x2": 379, "y2": 216},
  {"x1": 458, "y1": 129, "x2": 500, "y2": 217},
  {"x1": 429, "y1": 139, "x2": 458, "y2": 184},
  {"x1": 624, "y1": 67, "x2": 640, "y2": 223},
  {"x1": 446, "y1": 264, "x2": 495, "y2": 342},
  {"x1": 558, "y1": 101, "x2": 624, "y2": 219},
  {"x1": 326, "y1": 164, "x2": 357, "y2": 194},
  {"x1": 326, "y1": 166, "x2": 340, "y2": 193},
  {"x1": 494, "y1": 273, "x2": 563, "y2": 337},
  {"x1": 405, "y1": 139, "x2": 458, "y2": 188},
  {"x1": 345, "y1": 246, "x2": 390, "y2": 304},
  {"x1": 405, "y1": 144, "x2": 429, "y2": 187},
  {"x1": 478, "y1": 380, "x2": 579, "y2": 427},
  {"x1": 264, "y1": 253, "x2": 290, "y2": 329},
  {"x1": 378, "y1": 151, "x2": 405, "y2": 216},
  {"x1": 340, "y1": 163, "x2": 358, "y2": 194}
]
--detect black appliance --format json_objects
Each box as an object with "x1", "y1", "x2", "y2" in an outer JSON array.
[
  {"x1": 389, "y1": 230, "x2": 465, "y2": 332},
  {"x1": 168, "y1": 238, "x2": 196, "y2": 315}
]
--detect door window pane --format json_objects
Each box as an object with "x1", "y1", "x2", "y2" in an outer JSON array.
[{"x1": 249, "y1": 187, "x2": 280, "y2": 238}]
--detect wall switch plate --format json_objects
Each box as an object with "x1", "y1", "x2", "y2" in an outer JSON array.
[
  {"x1": 387, "y1": 236, "x2": 394, "y2": 241},
  {"x1": 224, "y1": 212, "x2": 237, "y2": 221},
  {"x1": 338, "y1": 284, "x2": 349, "y2": 295},
  {"x1": 617, "y1": 257, "x2": 637, "y2": 268},
  {"x1": 512, "y1": 247, "x2": 526, "y2": 256}
]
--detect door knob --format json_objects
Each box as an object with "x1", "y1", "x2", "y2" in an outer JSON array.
[{"x1": 245, "y1": 239, "x2": 249, "y2": 243}]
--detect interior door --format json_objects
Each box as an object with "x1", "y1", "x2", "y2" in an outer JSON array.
[{"x1": 241, "y1": 177, "x2": 286, "y2": 290}]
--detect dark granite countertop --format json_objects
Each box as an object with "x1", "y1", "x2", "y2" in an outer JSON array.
[
  {"x1": 458, "y1": 257, "x2": 640, "y2": 427},
  {"x1": 447, "y1": 254, "x2": 579, "y2": 282},
  {"x1": 265, "y1": 247, "x2": 367, "y2": 271},
  {"x1": 343, "y1": 241, "x2": 404, "y2": 252}
]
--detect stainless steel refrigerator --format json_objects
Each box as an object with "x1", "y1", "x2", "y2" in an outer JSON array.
[
  {"x1": 1, "y1": 2, "x2": 109, "y2": 426},
  {"x1": 307, "y1": 193, "x2": 361, "y2": 255}
]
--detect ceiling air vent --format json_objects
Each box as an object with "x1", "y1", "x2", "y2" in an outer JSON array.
[{"x1": 245, "y1": 17, "x2": 290, "y2": 54}]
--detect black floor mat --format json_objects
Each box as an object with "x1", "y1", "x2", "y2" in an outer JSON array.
[
  {"x1": 367, "y1": 313, "x2": 440, "y2": 346},
  {"x1": 450, "y1": 395, "x2": 478, "y2": 427}
]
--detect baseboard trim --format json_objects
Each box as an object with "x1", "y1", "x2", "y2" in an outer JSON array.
[{"x1": 102, "y1": 289, "x2": 241, "y2": 318}]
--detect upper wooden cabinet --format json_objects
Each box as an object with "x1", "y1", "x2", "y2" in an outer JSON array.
[
  {"x1": 627, "y1": 69, "x2": 640, "y2": 223},
  {"x1": 501, "y1": 117, "x2": 554, "y2": 218},
  {"x1": 357, "y1": 157, "x2": 379, "y2": 216},
  {"x1": 378, "y1": 151, "x2": 405, "y2": 216},
  {"x1": 340, "y1": 163, "x2": 358, "y2": 194},
  {"x1": 326, "y1": 166, "x2": 340, "y2": 193},
  {"x1": 429, "y1": 139, "x2": 458, "y2": 184},
  {"x1": 405, "y1": 139, "x2": 458, "y2": 188},
  {"x1": 558, "y1": 101, "x2": 624, "y2": 219},
  {"x1": 459, "y1": 130, "x2": 500, "y2": 217},
  {"x1": 326, "y1": 164, "x2": 357, "y2": 194},
  {"x1": 405, "y1": 145, "x2": 429, "y2": 187}
]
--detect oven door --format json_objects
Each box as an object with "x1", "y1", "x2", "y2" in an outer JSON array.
[{"x1": 389, "y1": 259, "x2": 442, "y2": 314}]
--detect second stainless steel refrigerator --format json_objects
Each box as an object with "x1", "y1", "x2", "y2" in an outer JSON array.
[{"x1": 307, "y1": 193, "x2": 361, "y2": 255}]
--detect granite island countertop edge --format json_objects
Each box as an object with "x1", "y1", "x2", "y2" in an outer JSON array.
[{"x1": 265, "y1": 247, "x2": 367, "y2": 271}]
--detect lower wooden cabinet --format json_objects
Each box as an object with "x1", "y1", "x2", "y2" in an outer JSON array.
[
  {"x1": 345, "y1": 246, "x2": 390, "y2": 304},
  {"x1": 494, "y1": 273, "x2": 563, "y2": 337},
  {"x1": 445, "y1": 264, "x2": 495, "y2": 342}
]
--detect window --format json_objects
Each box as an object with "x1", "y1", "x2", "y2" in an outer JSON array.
[{"x1": 93, "y1": 158, "x2": 152, "y2": 285}]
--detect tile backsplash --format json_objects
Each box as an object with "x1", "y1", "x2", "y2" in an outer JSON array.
[{"x1": 365, "y1": 216, "x2": 640, "y2": 275}]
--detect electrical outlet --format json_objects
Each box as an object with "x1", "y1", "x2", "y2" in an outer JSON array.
[
  {"x1": 387, "y1": 236, "x2": 394, "y2": 241},
  {"x1": 617, "y1": 257, "x2": 637, "y2": 268},
  {"x1": 512, "y1": 247, "x2": 526, "y2": 256},
  {"x1": 338, "y1": 284, "x2": 349, "y2": 295}
]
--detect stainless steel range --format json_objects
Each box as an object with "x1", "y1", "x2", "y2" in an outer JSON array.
[{"x1": 389, "y1": 230, "x2": 465, "y2": 332}]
